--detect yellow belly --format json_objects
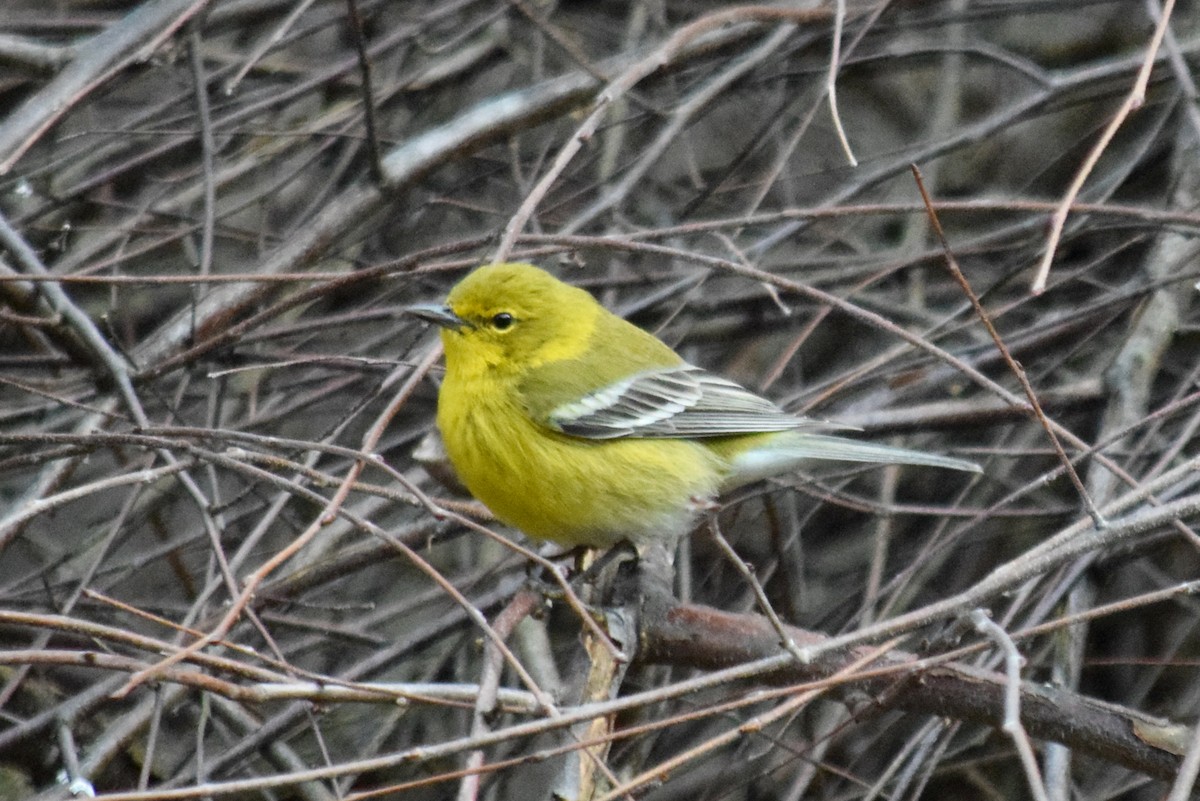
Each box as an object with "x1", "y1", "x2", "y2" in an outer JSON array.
[{"x1": 437, "y1": 387, "x2": 724, "y2": 548}]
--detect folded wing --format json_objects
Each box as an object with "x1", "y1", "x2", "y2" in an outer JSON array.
[{"x1": 547, "y1": 364, "x2": 823, "y2": 439}]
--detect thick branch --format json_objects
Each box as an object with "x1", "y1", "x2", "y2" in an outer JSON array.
[{"x1": 639, "y1": 600, "x2": 1186, "y2": 781}]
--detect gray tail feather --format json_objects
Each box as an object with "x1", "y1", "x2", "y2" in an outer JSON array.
[
  {"x1": 784, "y1": 433, "x2": 980, "y2": 471},
  {"x1": 725, "y1": 432, "x2": 980, "y2": 489}
]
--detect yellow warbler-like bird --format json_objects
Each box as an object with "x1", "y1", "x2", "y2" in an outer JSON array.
[{"x1": 410, "y1": 263, "x2": 978, "y2": 552}]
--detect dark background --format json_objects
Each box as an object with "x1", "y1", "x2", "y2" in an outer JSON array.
[{"x1": 0, "y1": 2, "x2": 1197, "y2": 799}]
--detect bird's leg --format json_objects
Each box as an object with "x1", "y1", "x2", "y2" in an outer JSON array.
[
  {"x1": 574, "y1": 541, "x2": 638, "y2": 597},
  {"x1": 521, "y1": 543, "x2": 582, "y2": 600}
]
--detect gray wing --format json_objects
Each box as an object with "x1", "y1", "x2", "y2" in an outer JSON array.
[{"x1": 546, "y1": 364, "x2": 821, "y2": 439}]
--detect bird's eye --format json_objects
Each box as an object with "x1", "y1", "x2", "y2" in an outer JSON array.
[{"x1": 491, "y1": 312, "x2": 514, "y2": 331}]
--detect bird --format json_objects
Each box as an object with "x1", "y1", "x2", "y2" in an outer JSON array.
[{"x1": 408, "y1": 262, "x2": 979, "y2": 555}]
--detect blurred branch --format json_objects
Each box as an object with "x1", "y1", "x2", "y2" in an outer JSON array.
[
  {"x1": 0, "y1": 32, "x2": 75, "y2": 72},
  {"x1": 0, "y1": 0, "x2": 209, "y2": 173}
]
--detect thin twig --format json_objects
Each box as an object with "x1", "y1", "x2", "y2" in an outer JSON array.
[
  {"x1": 345, "y1": 0, "x2": 384, "y2": 182},
  {"x1": 826, "y1": 0, "x2": 857, "y2": 166},
  {"x1": 1031, "y1": 0, "x2": 1176, "y2": 293},
  {"x1": 911, "y1": 163, "x2": 1104, "y2": 527},
  {"x1": 971, "y1": 610, "x2": 1050, "y2": 801},
  {"x1": 707, "y1": 515, "x2": 809, "y2": 663}
]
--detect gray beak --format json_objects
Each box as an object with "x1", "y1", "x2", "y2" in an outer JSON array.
[{"x1": 407, "y1": 304, "x2": 469, "y2": 331}]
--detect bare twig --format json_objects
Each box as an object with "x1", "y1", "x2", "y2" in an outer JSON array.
[
  {"x1": 911, "y1": 163, "x2": 1104, "y2": 525},
  {"x1": 1031, "y1": 0, "x2": 1176, "y2": 292}
]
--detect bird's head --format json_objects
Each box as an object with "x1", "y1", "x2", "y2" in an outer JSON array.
[{"x1": 409, "y1": 262, "x2": 600, "y2": 376}]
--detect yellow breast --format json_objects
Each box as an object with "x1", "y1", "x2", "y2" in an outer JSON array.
[{"x1": 436, "y1": 374, "x2": 724, "y2": 548}]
